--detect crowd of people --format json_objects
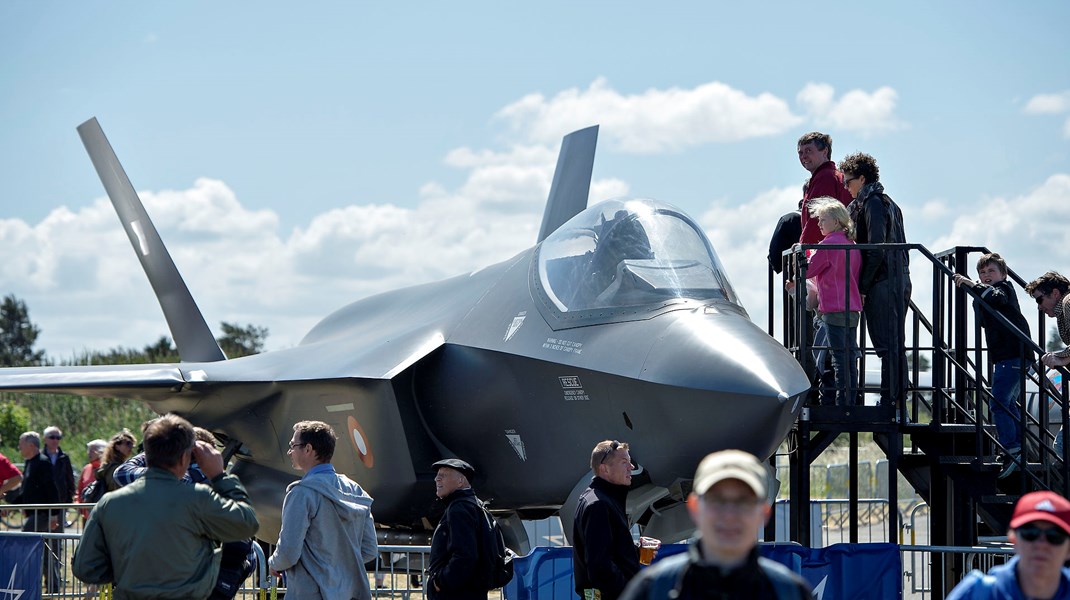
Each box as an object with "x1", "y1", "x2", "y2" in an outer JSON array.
[{"x1": 776, "y1": 131, "x2": 1070, "y2": 476}]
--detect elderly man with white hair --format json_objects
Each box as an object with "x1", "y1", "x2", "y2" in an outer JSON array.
[{"x1": 77, "y1": 438, "x2": 107, "y2": 514}]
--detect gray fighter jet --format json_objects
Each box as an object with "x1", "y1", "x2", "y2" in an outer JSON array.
[{"x1": 0, "y1": 119, "x2": 809, "y2": 547}]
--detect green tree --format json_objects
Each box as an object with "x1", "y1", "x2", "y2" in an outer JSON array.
[
  {"x1": 217, "y1": 322, "x2": 269, "y2": 358},
  {"x1": 908, "y1": 350, "x2": 931, "y2": 371},
  {"x1": 0, "y1": 401, "x2": 30, "y2": 449},
  {"x1": 142, "y1": 336, "x2": 179, "y2": 363},
  {"x1": 1050, "y1": 326, "x2": 1064, "y2": 352},
  {"x1": 0, "y1": 294, "x2": 45, "y2": 367}
]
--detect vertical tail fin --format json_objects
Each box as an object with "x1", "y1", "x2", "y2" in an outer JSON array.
[
  {"x1": 77, "y1": 117, "x2": 226, "y2": 362},
  {"x1": 537, "y1": 125, "x2": 598, "y2": 243}
]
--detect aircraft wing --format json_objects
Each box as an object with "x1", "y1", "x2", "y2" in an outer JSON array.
[{"x1": 0, "y1": 363, "x2": 186, "y2": 399}]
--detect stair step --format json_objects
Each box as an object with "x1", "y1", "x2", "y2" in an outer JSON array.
[
  {"x1": 938, "y1": 455, "x2": 989, "y2": 466},
  {"x1": 903, "y1": 422, "x2": 995, "y2": 433},
  {"x1": 980, "y1": 495, "x2": 1020, "y2": 505}
]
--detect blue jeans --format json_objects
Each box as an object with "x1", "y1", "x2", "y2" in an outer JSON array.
[
  {"x1": 823, "y1": 314, "x2": 860, "y2": 406},
  {"x1": 812, "y1": 319, "x2": 836, "y2": 405},
  {"x1": 990, "y1": 358, "x2": 1023, "y2": 452}
]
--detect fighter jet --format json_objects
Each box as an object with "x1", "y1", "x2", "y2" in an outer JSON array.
[{"x1": 0, "y1": 119, "x2": 809, "y2": 548}]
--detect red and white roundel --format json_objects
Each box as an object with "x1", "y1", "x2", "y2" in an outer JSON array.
[{"x1": 347, "y1": 415, "x2": 374, "y2": 468}]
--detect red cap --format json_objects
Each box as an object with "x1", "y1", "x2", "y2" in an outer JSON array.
[{"x1": 1010, "y1": 491, "x2": 1070, "y2": 535}]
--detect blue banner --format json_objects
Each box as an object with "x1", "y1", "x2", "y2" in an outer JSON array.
[
  {"x1": 504, "y1": 542, "x2": 901, "y2": 600},
  {"x1": 763, "y1": 543, "x2": 901, "y2": 599},
  {"x1": 0, "y1": 535, "x2": 43, "y2": 599}
]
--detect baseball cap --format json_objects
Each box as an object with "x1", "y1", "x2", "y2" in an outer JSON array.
[
  {"x1": 693, "y1": 450, "x2": 768, "y2": 499},
  {"x1": 431, "y1": 458, "x2": 475, "y2": 481},
  {"x1": 1010, "y1": 491, "x2": 1070, "y2": 535}
]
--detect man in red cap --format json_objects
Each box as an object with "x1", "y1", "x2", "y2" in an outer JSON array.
[{"x1": 948, "y1": 490, "x2": 1070, "y2": 599}]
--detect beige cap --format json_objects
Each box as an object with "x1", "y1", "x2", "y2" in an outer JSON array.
[{"x1": 693, "y1": 450, "x2": 768, "y2": 498}]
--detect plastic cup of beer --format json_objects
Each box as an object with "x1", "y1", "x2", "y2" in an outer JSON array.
[{"x1": 639, "y1": 537, "x2": 658, "y2": 565}]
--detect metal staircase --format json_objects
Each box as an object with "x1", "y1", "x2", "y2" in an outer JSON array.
[{"x1": 771, "y1": 243, "x2": 1069, "y2": 596}]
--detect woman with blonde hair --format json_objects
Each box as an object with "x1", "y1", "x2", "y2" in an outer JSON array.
[
  {"x1": 98, "y1": 429, "x2": 137, "y2": 492},
  {"x1": 788, "y1": 197, "x2": 863, "y2": 405}
]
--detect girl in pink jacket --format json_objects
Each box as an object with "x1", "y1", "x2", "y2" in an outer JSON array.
[{"x1": 806, "y1": 197, "x2": 862, "y2": 405}]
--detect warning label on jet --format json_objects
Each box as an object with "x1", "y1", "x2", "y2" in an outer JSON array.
[
  {"x1": 543, "y1": 337, "x2": 583, "y2": 355},
  {"x1": 559, "y1": 376, "x2": 589, "y2": 401},
  {"x1": 559, "y1": 376, "x2": 581, "y2": 388}
]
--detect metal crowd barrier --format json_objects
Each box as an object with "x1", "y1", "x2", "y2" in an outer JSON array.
[
  {"x1": 0, "y1": 504, "x2": 442, "y2": 599},
  {"x1": 0, "y1": 502, "x2": 1014, "y2": 599},
  {"x1": 899, "y1": 544, "x2": 1014, "y2": 599}
]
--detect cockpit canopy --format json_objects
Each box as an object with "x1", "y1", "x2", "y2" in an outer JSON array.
[{"x1": 536, "y1": 199, "x2": 741, "y2": 318}]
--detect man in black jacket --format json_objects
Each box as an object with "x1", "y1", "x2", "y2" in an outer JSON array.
[
  {"x1": 573, "y1": 440, "x2": 647, "y2": 600},
  {"x1": 15, "y1": 431, "x2": 61, "y2": 594},
  {"x1": 42, "y1": 425, "x2": 75, "y2": 592},
  {"x1": 427, "y1": 458, "x2": 488, "y2": 600}
]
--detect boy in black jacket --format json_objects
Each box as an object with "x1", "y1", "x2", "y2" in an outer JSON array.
[{"x1": 954, "y1": 253, "x2": 1032, "y2": 478}]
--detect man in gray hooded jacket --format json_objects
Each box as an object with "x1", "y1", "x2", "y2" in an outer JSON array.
[{"x1": 269, "y1": 420, "x2": 378, "y2": 600}]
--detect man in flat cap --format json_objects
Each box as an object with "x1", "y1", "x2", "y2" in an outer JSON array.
[
  {"x1": 948, "y1": 490, "x2": 1070, "y2": 599},
  {"x1": 427, "y1": 458, "x2": 491, "y2": 600},
  {"x1": 269, "y1": 420, "x2": 378, "y2": 600},
  {"x1": 620, "y1": 450, "x2": 812, "y2": 600}
]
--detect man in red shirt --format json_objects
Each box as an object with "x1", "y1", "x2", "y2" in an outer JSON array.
[
  {"x1": 0, "y1": 434, "x2": 22, "y2": 495},
  {"x1": 797, "y1": 132, "x2": 854, "y2": 245},
  {"x1": 796, "y1": 132, "x2": 854, "y2": 404}
]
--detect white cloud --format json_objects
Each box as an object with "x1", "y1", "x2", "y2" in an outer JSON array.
[
  {"x1": 496, "y1": 77, "x2": 804, "y2": 153},
  {"x1": 1024, "y1": 91, "x2": 1070, "y2": 114},
  {"x1": 1023, "y1": 92, "x2": 1070, "y2": 139},
  {"x1": 494, "y1": 79, "x2": 902, "y2": 153},
  {"x1": 797, "y1": 83, "x2": 903, "y2": 135},
  {"x1": 920, "y1": 200, "x2": 952, "y2": 221},
  {"x1": 929, "y1": 174, "x2": 1070, "y2": 267},
  {"x1": 697, "y1": 185, "x2": 802, "y2": 322}
]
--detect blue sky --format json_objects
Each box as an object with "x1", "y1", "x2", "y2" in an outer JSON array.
[{"x1": 1, "y1": 1, "x2": 1068, "y2": 359}]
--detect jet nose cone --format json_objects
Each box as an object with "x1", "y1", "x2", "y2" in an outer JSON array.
[
  {"x1": 631, "y1": 306, "x2": 809, "y2": 465},
  {"x1": 643, "y1": 307, "x2": 810, "y2": 400}
]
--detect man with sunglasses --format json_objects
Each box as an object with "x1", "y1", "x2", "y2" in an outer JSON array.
[
  {"x1": 573, "y1": 440, "x2": 656, "y2": 600},
  {"x1": 269, "y1": 420, "x2": 378, "y2": 600},
  {"x1": 1026, "y1": 271, "x2": 1070, "y2": 370},
  {"x1": 948, "y1": 491, "x2": 1070, "y2": 599},
  {"x1": 1026, "y1": 272, "x2": 1070, "y2": 458}
]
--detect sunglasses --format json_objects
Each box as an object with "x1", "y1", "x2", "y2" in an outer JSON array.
[
  {"x1": 599, "y1": 441, "x2": 621, "y2": 465},
  {"x1": 1035, "y1": 292, "x2": 1050, "y2": 305},
  {"x1": 47, "y1": 435, "x2": 62, "y2": 440},
  {"x1": 1017, "y1": 525, "x2": 1069, "y2": 545}
]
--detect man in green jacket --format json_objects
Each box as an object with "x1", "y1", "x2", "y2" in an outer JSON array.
[{"x1": 73, "y1": 414, "x2": 260, "y2": 599}]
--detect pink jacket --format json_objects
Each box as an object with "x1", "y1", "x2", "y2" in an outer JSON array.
[{"x1": 807, "y1": 230, "x2": 862, "y2": 314}]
